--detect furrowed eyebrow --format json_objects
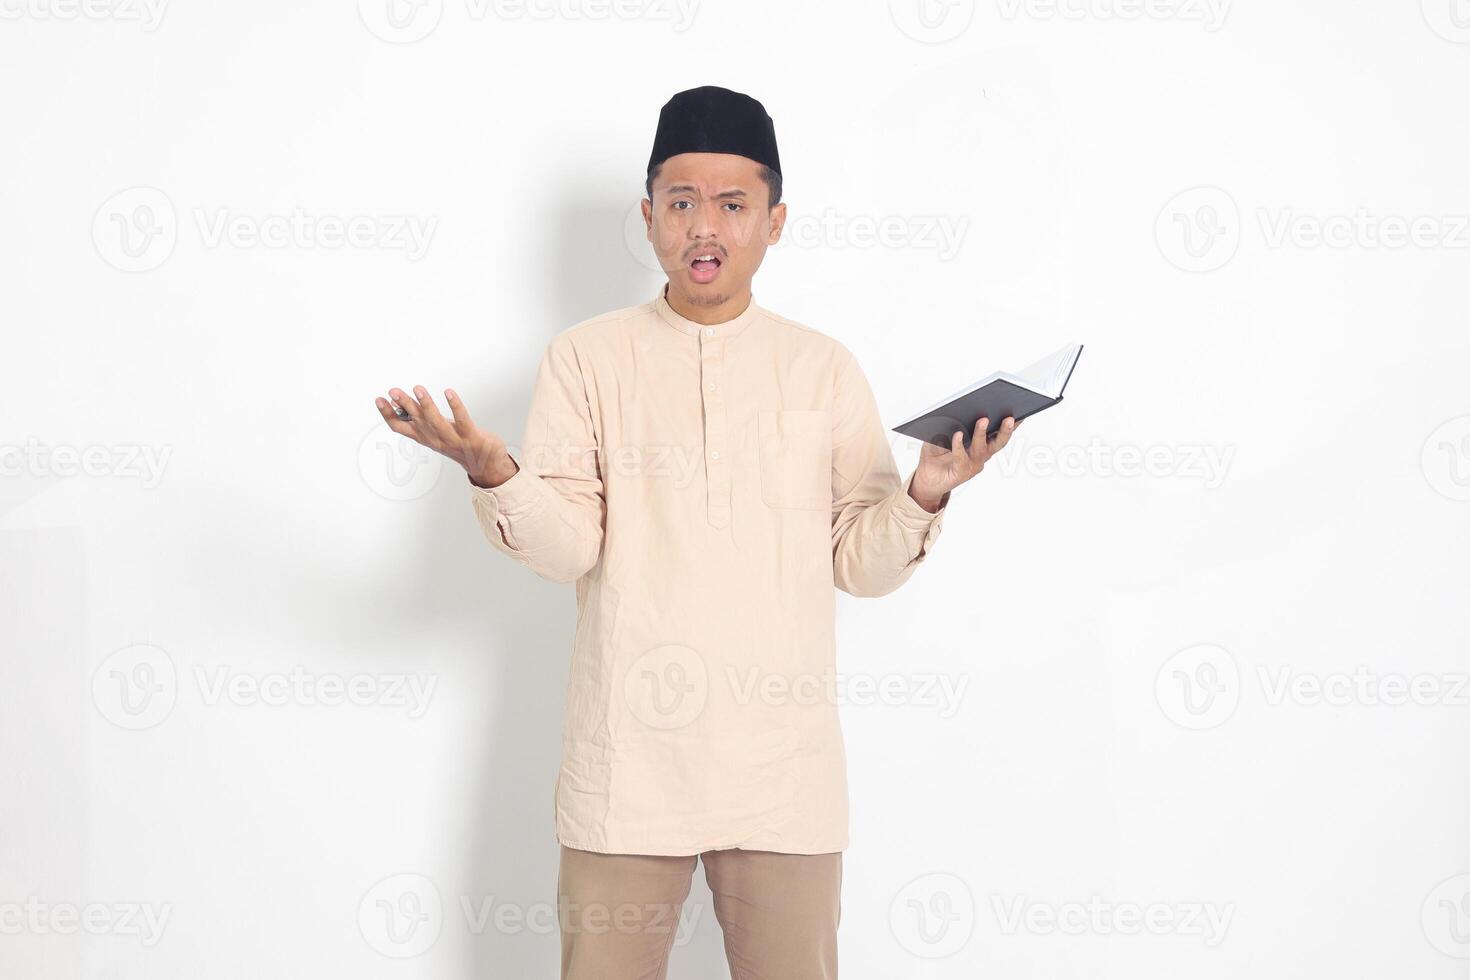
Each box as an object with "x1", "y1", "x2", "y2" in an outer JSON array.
[{"x1": 662, "y1": 185, "x2": 748, "y2": 199}]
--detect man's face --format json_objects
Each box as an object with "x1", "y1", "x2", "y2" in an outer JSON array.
[{"x1": 642, "y1": 152, "x2": 786, "y2": 307}]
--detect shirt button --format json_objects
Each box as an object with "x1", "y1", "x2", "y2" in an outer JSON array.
[
  {"x1": 705, "y1": 327, "x2": 714, "y2": 336},
  {"x1": 710, "y1": 450, "x2": 720, "y2": 460},
  {"x1": 707, "y1": 382, "x2": 717, "y2": 391}
]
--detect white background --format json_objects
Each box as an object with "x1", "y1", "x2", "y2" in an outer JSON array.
[{"x1": 3, "y1": 0, "x2": 1470, "y2": 977}]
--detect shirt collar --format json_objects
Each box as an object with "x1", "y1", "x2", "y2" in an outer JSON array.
[{"x1": 654, "y1": 283, "x2": 762, "y2": 340}]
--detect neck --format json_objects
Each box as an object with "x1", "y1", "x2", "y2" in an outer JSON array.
[{"x1": 663, "y1": 281, "x2": 752, "y2": 326}]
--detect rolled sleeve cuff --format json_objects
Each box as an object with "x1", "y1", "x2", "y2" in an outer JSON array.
[
  {"x1": 891, "y1": 472, "x2": 948, "y2": 561},
  {"x1": 468, "y1": 453, "x2": 549, "y2": 551}
]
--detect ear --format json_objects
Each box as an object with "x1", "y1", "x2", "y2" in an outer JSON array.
[
  {"x1": 767, "y1": 201, "x2": 787, "y2": 245},
  {"x1": 641, "y1": 198, "x2": 653, "y2": 238}
]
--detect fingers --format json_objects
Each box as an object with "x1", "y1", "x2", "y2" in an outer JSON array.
[
  {"x1": 383, "y1": 386, "x2": 457, "y2": 448},
  {"x1": 967, "y1": 417, "x2": 990, "y2": 467},
  {"x1": 375, "y1": 387, "x2": 491, "y2": 473},
  {"x1": 446, "y1": 388, "x2": 497, "y2": 474},
  {"x1": 387, "y1": 387, "x2": 420, "y2": 423},
  {"x1": 444, "y1": 388, "x2": 475, "y2": 433},
  {"x1": 407, "y1": 385, "x2": 453, "y2": 436},
  {"x1": 379, "y1": 387, "x2": 452, "y2": 448},
  {"x1": 374, "y1": 396, "x2": 416, "y2": 437},
  {"x1": 988, "y1": 416, "x2": 1018, "y2": 454}
]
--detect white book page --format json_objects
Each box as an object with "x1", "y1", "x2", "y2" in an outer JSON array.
[
  {"x1": 1015, "y1": 344, "x2": 1083, "y2": 398},
  {"x1": 893, "y1": 344, "x2": 1082, "y2": 427}
]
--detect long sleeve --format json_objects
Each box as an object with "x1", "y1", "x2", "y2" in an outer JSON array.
[
  {"x1": 830, "y1": 346, "x2": 950, "y2": 598},
  {"x1": 469, "y1": 335, "x2": 605, "y2": 584}
]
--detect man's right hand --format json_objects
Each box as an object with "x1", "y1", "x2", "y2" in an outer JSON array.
[{"x1": 374, "y1": 386, "x2": 518, "y2": 489}]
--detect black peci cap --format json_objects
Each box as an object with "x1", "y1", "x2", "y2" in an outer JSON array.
[{"x1": 647, "y1": 85, "x2": 781, "y2": 178}]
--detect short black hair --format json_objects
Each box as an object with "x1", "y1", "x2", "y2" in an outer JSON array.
[{"x1": 645, "y1": 162, "x2": 782, "y2": 209}]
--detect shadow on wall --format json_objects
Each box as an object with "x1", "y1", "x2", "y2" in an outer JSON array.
[{"x1": 458, "y1": 194, "x2": 733, "y2": 978}]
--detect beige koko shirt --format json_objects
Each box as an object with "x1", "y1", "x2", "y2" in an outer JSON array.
[{"x1": 470, "y1": 284, "x2": 950, "y2": 856}]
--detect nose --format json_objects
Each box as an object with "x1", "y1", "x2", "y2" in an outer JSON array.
[{"x1": 687, "y1": 209, "x2": 719, "y2": 244}]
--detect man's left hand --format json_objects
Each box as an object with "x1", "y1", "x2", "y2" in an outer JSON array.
[{"x1": 908, "y1": 416, "x2": 1021, "y2": 512}]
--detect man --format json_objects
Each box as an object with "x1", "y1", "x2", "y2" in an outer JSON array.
[{"x1": 374, "y1": 84, "x2": 1019, "y2": 980}]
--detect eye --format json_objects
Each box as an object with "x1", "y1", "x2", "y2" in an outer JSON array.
[
  {"x1": 672, "y1": 200, "x2": 692, "y2": 211},
  {"x1": 723, "y1": 203, "x2": 743, "y2": 212}
]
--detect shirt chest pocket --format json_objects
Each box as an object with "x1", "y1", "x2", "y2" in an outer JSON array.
[{"x1": 757, "y1": 409, "x2": 832, "y2": 511}]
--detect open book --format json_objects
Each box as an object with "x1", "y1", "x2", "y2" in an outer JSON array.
[{"x1": 891, "y1": 344, "x2": 1084, "y2": 449}]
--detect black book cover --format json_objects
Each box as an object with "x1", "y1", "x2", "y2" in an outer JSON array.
[{"x1": 891, "y1": 345, "x2": 1084, "y2": 450}]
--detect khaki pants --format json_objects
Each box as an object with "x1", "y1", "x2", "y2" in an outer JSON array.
[{"x1": 557, "y1": 844, "x2": 842, "y2": 980}]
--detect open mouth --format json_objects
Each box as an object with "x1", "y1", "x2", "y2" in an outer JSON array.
[{"x1": 688, "y1": 251, "x2": 723, "y2": 284}]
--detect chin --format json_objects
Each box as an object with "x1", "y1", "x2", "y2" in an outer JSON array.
[{"x1": 676, "y1": 277, "x2": 725, "y2": 303}]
